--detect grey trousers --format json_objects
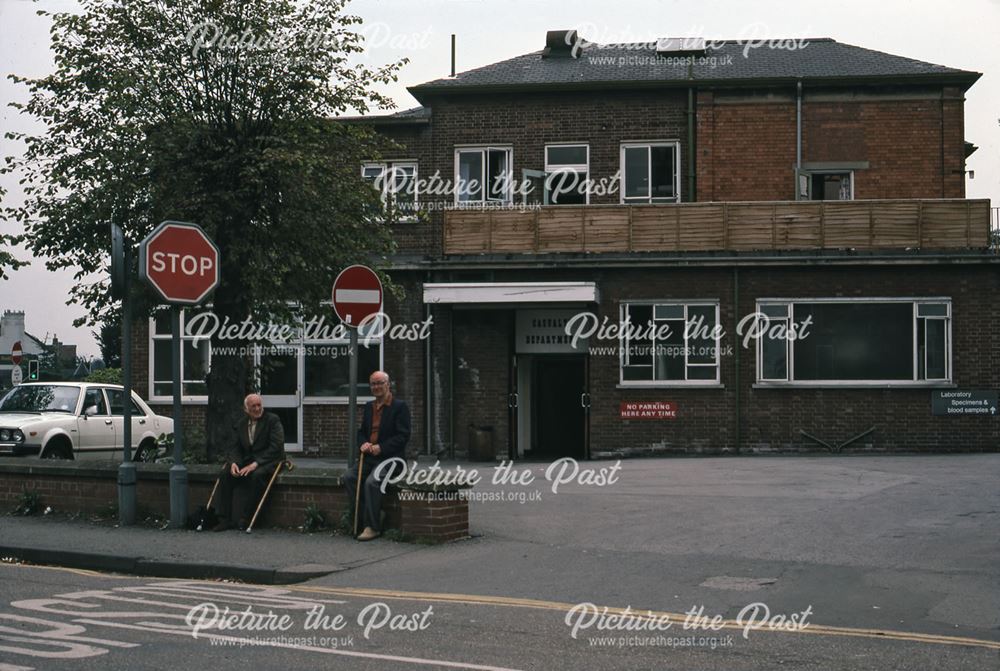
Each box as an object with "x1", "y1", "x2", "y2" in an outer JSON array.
[{"x1": 343, "y1": 462, "x2": 387, "y2": 533}]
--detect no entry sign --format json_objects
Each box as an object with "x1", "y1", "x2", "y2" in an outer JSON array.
[
  {"x1": 139, "y1": 221, "x2": 220, "y2": 304},
  {"x1": 332, "y1": 265, "x2": 383, "y2": 326},
  {"x1": 10, "y1": 341, "x2": 22, "y2": 366}
]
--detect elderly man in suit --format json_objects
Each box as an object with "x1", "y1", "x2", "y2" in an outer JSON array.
[
  {"x1": 344, "y1": 370, "x2": 411, "y2": 541},
  {"x1": 213, "y1": 393, "x2": 285, "y2": 531}
]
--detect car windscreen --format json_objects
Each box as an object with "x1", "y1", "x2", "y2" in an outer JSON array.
[{"x1": 0, "y1": 386, "x2": 80, "y2": 413}]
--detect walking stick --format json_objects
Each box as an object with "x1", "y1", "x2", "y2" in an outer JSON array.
[
  {"x1": 353, "y1": 451, "x2": 365, "y2": 537},
  {"x1": 246, "y1": 460, "x2": 288, "y2": 534},
  {"x1": 195, "y1": 465, "x2": 226, "y2": 532}
]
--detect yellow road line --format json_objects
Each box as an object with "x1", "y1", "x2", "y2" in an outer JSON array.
[{"x1": 288, "y1": 585, "x2": 1000, "y2": 652}]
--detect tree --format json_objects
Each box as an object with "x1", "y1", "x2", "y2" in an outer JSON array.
[
  {"x1": 94, "y1": 308, "x2": 122, "y2": 369},
  {"x1": 3, "y1": 0, "x2": 405, "y2": 457}
]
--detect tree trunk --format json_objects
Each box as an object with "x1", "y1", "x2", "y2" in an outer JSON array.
[{"x1": 205, "y1": 283, "x2": 251, "y2": 462}]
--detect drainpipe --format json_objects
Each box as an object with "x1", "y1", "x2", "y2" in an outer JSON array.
[
  {"x1": 688, "y1": 87, "x2": 696, "y2": 202},
  {"x1": 733, "y1": 267, "x2": 740, "y2": 453},
  {"x1": 424, "y1": 281, "x2": 432, "y2": 456},
  {"x1": 796, "y1": 79, "x2": 803, "y2": 200},
  {"x1": 449, "y1": 306, "x2": 455, "y2": 459}
]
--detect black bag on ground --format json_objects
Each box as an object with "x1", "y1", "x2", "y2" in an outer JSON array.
[{"x1": 187, "y1": 505, "x2": 219, "y2": 531}]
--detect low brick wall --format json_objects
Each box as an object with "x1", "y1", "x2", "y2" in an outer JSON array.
[{"x1": 0, "y1": 458, "x2": 469, "y2": 543}]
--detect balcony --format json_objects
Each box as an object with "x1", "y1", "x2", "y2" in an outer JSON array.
[{"x1": 443, "y1": 199, "x2": 992, "y2": 255}]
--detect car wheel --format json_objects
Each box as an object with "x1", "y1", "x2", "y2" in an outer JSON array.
[
  {"x1": 42, "y1": 440, "x2": 72, "y2": 460},
  {"x1": 136, "y1": 440, "x2": 159, "y2": 463}
]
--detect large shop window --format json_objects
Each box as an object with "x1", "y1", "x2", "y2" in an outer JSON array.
[
  {"x1": 455, "y1": 147, "x2": 513, "y2": 204},
  {"x1": 150, "y1": 310, "x2": 210, "y2": 400},
  {"x1": 620, "y1": 142, "x2": 680, "y2": 204},
  {"x1": 362, "y1": 161, "x2": 418, "y2": 220},
  {"x1": 756, "y1": 299, "x2": 951, "y2": 385},
  {"x1": 545, "y1": 144, "x2": 589, "y2": 205},
  {"x1": 620, "y1": 302, "x2": 720, "y2": 385}
]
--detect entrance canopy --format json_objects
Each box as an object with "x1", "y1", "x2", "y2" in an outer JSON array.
[{"x1": 423, "y1": 282, "x2": 598, "y2": 305}]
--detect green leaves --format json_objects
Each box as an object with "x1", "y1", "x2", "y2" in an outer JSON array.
[{"x1": 3, "y1": 0, "x2": 405, "y2": 325}]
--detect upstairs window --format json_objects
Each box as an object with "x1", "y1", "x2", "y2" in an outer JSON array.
[
  {"x1": 362, "y1": 161, "x2": 418, "y2": 220},
  {"x1": 455, "y1": 147, "x2": 513, "y2": 204},
  {"x1": 800, "y1": 171, "x2": 853, "y2": 201},
  {"x1": 620, "y1": 142, "x2": 680, "y2": 204},
  {"x1": 545, "y1": 144, "x2": 589, "y2": 205}
]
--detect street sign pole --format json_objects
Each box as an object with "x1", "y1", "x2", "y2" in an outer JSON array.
[
  {"x1": 169, "y1": 305, "x2": 187, "y2": 528},
  {"x1": 114, "y1": 226, "x2": 137, "y2": 526},
  {"x1": 138, "y1": 221, "x2": 218, "y2": 530},
  {"x1": 348, "y1": 327, "x2": 358, "y2": 468}
]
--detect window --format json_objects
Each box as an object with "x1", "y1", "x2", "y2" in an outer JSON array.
[
  {"x1": 801, "y1": 171, "x2": 853, "y2": 201},
  {"x1": 150, "y1": 310, "x2": 210, "y2": 399},
  {"x1": 455, "y1": 147, "x2": 513, "y2": 204},
  {"x1": 620, "y1": 302, "x2": 720, "y2": 385},
  {"x1": 620, "y1": 142, "x2": 680, "y2": 204},
  {"x1": 82, "y1": 388, "x2": 109, "y2": 415},
  {"x1": 545, "y1": 144, "x2": 589, "y2": 204},
  {"x1": 755, "y1": 299, "x2": 951, "y2": 384},
  {"x1": 362, "y1": 161, "x2": 418, "y2": 219},
  {"x1": 303, "y1": 319, "x2": 382, "y2": 399},
  {"x1": 106, "y1": 389, "x2": 145, "y2": 416}
]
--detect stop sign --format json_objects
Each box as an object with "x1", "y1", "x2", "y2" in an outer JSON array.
[
  {"x1": 332, "y1": 265, "x2": 383, "y2": 326},
  {"x1": 139, "y1": 221, "x2": 220, "y2": 304}
]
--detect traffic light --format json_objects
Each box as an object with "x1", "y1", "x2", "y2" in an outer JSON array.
[{"x1": 28, "y1": 360, "x2": 39, "y2": 381}]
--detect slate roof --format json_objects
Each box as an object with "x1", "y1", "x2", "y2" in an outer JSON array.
[{"x1": 410, "y1": 38, "x2": 979, "y2": 99}]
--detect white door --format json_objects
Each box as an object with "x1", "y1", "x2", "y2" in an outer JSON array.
[
  {"x1": 77, "y1": 387, "x2": 116, "y2": 458},
  {"x1": 258, "y1": 345, "x2": 302, "y2": 453}
]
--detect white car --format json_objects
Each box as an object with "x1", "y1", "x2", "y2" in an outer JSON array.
[{"x1": 0, "y1": 382, "x2": 173, "y2": 461}]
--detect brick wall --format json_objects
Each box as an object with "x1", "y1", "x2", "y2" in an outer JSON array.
[
  {"x1": 697, "y1": 86, "x2": 967, "y2": 202},
  {"x1": 402, "y1": 264, "x2": 999, "y2": 456},
  {"x1": 0, "y1": 461, "x2": 469, "y2": 543}
]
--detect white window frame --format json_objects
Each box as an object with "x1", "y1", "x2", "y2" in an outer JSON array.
[
  {"x1": 544, "y1": 143, "x2": 590, "y2": 205},
  {"x1": 454, "y1": 146, "x2": 514, "y2": 205},
  {"x1": 148, "y1": 310, "x2": 211, "y2": 403},
  {"x1": 301, "y1": 316, "x2": 383, "y2": 404},
  {"x1": 753, "y1": 297, "x2": 952, "y2": 386},
  {"x1": 362, "y1": 161, "x2": 419, "y2": 222},
  {"x1": 803, "y1": 170, "x2": 854, "y2": 201},
  {"x1": 618, "y1": 300, "x2": 721, "y2": 387},
  {"x1": 149, "y1": 308, "x2": 385, "y2": 405},
  {"x1": 619, "y1": 141, "x2": 682, "y2": 204}
]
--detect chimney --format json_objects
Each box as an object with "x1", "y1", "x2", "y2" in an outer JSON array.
[{"x1": 542, "y1": 30, "x2": 580, "y2": 58}]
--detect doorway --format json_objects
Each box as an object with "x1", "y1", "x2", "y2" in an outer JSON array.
[
  {"x1": 257, "y1": 345, "x2": 302, "y2": 453},
  {"x1": 519, "y1": 355, "x2": 588, "y2": 460}
]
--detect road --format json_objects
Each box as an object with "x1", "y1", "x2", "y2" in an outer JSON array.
[{"x1": 2, "y1": 454, "x2": 999, "y2": 669}]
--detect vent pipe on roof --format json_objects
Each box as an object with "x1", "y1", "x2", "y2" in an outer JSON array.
[
  {"x1": 542, "y1": 30, "x2": 579, "y2": 58},
  {"x1": 450, "y1": 34, "x2": 456, "y2": 77}
]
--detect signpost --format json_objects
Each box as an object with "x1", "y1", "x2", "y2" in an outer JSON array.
[
  {"x1": 139, "y1": 221, "x2": 221, "y2": 528},
  {"x1": 111, "y1": 224, "x2": 137, "y2": 525},
  {"x1": 10, "y1": 342, "x2": 22, "y2": 386},
  {"x1": 332, "y1": 265, "x2": 383, "y2": 467}
]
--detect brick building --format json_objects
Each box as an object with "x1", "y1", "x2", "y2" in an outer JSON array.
[{"x1": 136, "y1": 33, "x2": 999, "y2": 458}]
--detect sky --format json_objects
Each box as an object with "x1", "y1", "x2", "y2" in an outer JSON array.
[{"x1": 1, "y1": 0, "x2": 998, "y2": 358}]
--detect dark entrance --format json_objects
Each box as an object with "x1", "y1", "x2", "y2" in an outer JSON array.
[{"x1": 529, "y1": 356, "x2": 587, "y2": 459}]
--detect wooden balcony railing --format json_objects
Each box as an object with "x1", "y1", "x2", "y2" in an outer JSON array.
[{"x1": 443, "y1": 199, "x2": 991, "y2": 255}]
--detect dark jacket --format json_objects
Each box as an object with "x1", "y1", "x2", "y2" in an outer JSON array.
[
  {"x1": 356, "y1": 398, "x2": 411, "y2": 465},
  {"x1": 231, "y1": 411, "x2": 285, "y2": 471}
]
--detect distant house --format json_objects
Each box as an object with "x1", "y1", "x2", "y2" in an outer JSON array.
[
  {"x1": 0, "y1": 310, "x2": 47, "y2": 387},
  {"x1": 131, "y1": 33, "x2": 998, "y2": 457}
]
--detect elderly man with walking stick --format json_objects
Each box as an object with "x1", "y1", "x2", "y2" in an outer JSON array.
[{"x1": 344, "y1": 371, "x2": 411, "y2": 541}]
